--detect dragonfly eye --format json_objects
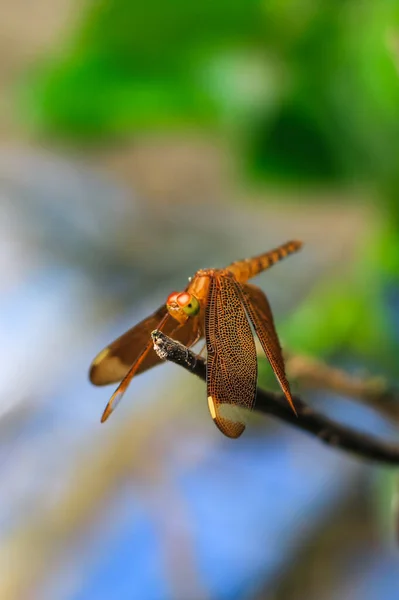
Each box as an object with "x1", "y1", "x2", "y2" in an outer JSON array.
[
  {"x1": 176, "y1": 293, "x2": 200, "y2": 316},
  {"x1": 166, "y1": 292, "x2": 179, "y2": 306}
]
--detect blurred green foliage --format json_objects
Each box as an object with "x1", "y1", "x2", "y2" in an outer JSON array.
[
  {"x1": 24, "y1": 1, "x2": 399, "y2": 183},
  {"x1": 20, "y1": 0, "x2": 399, "y2": 372},
  {"x1": 24, "y1": 1, "x2": 267, "y2": 137}
]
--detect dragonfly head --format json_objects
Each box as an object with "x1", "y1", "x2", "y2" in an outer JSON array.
[{"x1": 166, "y1": 291, "x2": 200, "y2": 324}]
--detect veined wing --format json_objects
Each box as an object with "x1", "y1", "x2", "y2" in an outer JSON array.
[
  {"x1": 98, "y1": 311, "x2": 202, "y2": 423},
  {"x1": 90, "y1": 305, "x2": 202, "y2": 386},
  {"x1": 89, "y1": 305, "x2": 169, "y2": 386},
  {"x1": 205, "y1": 274, "x2": 257, "y2": 438},
  {"x1": 240, "y1": 283, "x2": 297, "y2": 415}
]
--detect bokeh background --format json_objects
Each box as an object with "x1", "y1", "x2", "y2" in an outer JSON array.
[{"x1": 0, "y1": 1, "x2": 399, "y2": 599}]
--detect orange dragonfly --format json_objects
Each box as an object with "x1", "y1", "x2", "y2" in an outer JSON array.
[{"x1": 90, "y1": 240, "x2": 302, "y2": 438}]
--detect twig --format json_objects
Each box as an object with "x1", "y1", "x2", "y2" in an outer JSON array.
[
  {"x1": 151, "y1": 330, "x2": 399, "y2": 466},
  {"x1": 285, "y1": 353, "x2": 399, "y2": 424}
]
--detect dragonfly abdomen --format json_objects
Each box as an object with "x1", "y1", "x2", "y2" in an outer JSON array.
[{"x1": 227, "y1": 240, "x2": 302, "y2": 282}]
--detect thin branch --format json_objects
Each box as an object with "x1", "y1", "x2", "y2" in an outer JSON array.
[
  {"x1": 285, "y1": 353, "x2": 399, "y2": 424},
  {"x1": 151, "y1": 330, "x2": 399, "y2": 466}
]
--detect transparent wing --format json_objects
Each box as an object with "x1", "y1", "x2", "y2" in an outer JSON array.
[
  {"x1": 240, "y1": 283, "x2": 297, "y2": 415},
  {"x1": 205, "y1": 274, "x2": 258, "y2": 438}
]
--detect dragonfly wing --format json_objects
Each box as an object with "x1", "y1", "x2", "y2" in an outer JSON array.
[
  {"x1": 89, "y1": 305, "x2": 169, "y2": 385},
  {"x1": 205, "y1": 274, "x2": 258, "y2": 438},
  {"x1": 240, "y1": 283, "x2": 297, "y2": 415},
  {"x1": 90, "y1": 305, "x2": 202, "y2": 386},
  {"x1": 98, "y1": 312, "x2": 202, "y2": 422}
]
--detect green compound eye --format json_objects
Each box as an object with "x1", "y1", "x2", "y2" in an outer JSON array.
[{"x1": 176, "y1": 292, "x2": 200, "y2": 316}]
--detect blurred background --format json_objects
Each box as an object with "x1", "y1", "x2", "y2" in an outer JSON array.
[{"x1": 0, "y1": 1, "x2": 399, "y2": 598}]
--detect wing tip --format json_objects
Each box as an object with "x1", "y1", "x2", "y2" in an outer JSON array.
[
  {"x1": 100, "y1": 409, "x2": 110, "y2": 423},
  {"x1": 89, "y1": 364, "x2": 100, "y2": 386},
  {"x1": 89, "y1": 351, "x2": 132, "y2": 387},
  {"x1": 214, "y1": 417, "x2": 246, "y2": 439},
  {"x1": 89, "y1": 347, "x2": 110, "y2": 386},
  {"x1": 100, "y1": 399, "x2": 113, "y2": 423},
  {"x1": 100, "y1": 389, "x2": 124, "y2": 423},
  {"x1": 208, "y1": 396, "x2": 246, "y2": 439},
  {"x1": 285, "y1": 391, "x2": 298, "y2": 417}
]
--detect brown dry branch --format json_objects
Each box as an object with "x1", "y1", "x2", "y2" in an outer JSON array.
[
  {"x1": 151, "y1": 330, "x2": 399, "y2": 466},
  {"x1": 285, "y1": 353, "x2": 399, "y2": 424}
]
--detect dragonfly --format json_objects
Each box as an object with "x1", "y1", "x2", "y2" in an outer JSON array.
[{"x1": 90, "y1": 240, "x2": 302, "y2": 438}]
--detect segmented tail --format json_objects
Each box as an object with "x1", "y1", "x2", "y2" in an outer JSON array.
[{"x1": 227, "y1": 240, "x2": 303, "y2": 283}]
